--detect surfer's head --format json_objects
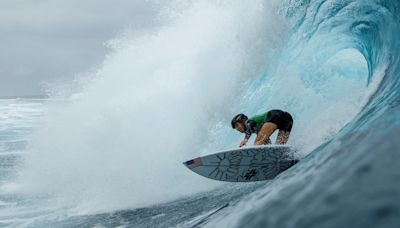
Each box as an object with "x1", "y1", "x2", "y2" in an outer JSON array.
[{"x1": 231, "y1": 113, "x2": 248, "y2": 133}]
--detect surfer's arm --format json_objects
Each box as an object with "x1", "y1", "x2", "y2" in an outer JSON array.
[
  {"x1": 254, "y1": 122, "x2": 277, "y2": 145},
  {"x1": 245, "y1": 132, "x2": 251, "y2": 140},
  {"x1": 239, "y1": 133, "x2": 251, "y2": 147},
  {"x1": 239, "y1": 139, "x2": 248, "y2": 147}
]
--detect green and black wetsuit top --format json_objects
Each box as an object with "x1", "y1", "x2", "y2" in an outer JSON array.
[{"x1": 244, "y1": 109, "x2": 293, "y2": 140}]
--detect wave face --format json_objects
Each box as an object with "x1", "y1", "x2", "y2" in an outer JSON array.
[
  {"x1": 1, "y1": 0, "x2": 399, "y2": 227},
  {"x1": 205, "y1": 0, "x2": 400, "y2": 227}
]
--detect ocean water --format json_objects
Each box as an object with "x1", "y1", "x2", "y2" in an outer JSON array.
[{"x1": 1, "y1": 0, "x2": 399, "y2": 227}]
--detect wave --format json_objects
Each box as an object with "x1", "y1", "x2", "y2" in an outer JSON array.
[
  {"x1": 5, "y1": 0, "x2": 400, "y2": 226},
  {"x1": 205, "y1": 0, "x2": 400, "y2": 227},
  {"x1": 14, "y1": 1, "x2": 286, "y2": 213}
]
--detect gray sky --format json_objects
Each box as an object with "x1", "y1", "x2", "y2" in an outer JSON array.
[{"x1": 0, "y1": 0, "x2": 162, "y2": 97}]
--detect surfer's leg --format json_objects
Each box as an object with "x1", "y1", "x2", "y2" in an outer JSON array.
[
  {"x1": 276, "y1": 113, "x2": 293, "y2": 144},
  {"x1": 264, "y1": 138, "x2": 272, "y2": 144},
  {"x1": 276, "y1": 130, "x2": 290, "y2": 144}
]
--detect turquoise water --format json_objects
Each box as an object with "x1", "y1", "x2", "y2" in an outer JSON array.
[{"x1": 1, "y1": 0, "x2": 400, "y2": 227}]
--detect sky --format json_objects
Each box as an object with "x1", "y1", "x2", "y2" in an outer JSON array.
[{"x1": 0, "y1": 0, "x2": 162, "y2": 97}]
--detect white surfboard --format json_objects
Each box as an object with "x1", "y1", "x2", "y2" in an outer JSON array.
[{"x1": 183, "y1": 145, "x2": 298, "y2": 182}]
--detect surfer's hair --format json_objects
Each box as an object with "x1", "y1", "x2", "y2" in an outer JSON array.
[{"x1": 231, "y1": 113, "x2": 248, "y2": 128}]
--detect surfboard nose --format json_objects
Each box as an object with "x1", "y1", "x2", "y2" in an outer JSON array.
[
  {"x1": 183, "y1": 158, "x2": 203, "y2": 169},
  {"x1": 182, "y1": 160, "x2": 190, "y2": 167}
]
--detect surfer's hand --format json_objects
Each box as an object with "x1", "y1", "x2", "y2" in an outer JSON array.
[{"x1": 239, "y1": 139, "x2": 248, "y2": 147}]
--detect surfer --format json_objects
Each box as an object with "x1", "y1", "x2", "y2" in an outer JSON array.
[{"x1": 231, "y1": 110, "x2": 293, "y2": 147}]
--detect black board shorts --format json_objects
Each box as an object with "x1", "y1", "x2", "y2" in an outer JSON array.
[{"x1": 265, "y1": 110, "x2": 293, "y2": 132}]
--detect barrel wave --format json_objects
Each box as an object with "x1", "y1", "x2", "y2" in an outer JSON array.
[
  {"x1": 0, "y1": 0, "x2": 399, "y2": 227},
  {"x1": 206, "y1": 0, "x2": 400, "y2": 227}
]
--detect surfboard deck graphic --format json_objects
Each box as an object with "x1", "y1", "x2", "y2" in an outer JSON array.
[{"x1": 183, "y1": 145, "x2": 298, "y2": 182}]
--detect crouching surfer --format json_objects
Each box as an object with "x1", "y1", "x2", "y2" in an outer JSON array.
[{"x1": 231, "y1": 110, "x2": 293, "y2": 147}]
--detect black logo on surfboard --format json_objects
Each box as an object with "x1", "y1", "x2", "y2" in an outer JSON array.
[{"x1": 244, "y1": 169, "x2": 257, "y2": 180}]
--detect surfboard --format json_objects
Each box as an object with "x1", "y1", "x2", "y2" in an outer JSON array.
[{"x1": 183, "y1": 145, "x2": 298, "y2": 182}]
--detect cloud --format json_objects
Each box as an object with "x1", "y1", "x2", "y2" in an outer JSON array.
[{"x1": 0, "y1": 0, "x2": 163, "y2": 97}]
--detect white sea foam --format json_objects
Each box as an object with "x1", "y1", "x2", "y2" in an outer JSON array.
[{"x1": 16, "y1": 0, "x2": 286, "y2": 213}]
